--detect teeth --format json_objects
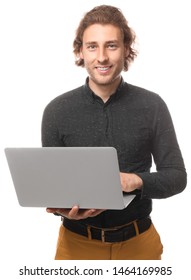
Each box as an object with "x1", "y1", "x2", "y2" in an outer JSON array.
[{"x1": 98, "y1": 67, "x2": 109, "y2": 70}]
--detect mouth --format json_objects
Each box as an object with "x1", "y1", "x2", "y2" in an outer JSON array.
[{"x1": 95, "y1": 65, "x2": 112, "y2": 74}]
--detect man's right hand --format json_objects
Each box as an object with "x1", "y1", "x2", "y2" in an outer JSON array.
[{"x1": 46, "y1": 206, "x2": 105, "y2": 220}]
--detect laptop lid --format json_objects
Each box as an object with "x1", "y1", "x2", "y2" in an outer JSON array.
[{"x1": 4, "y1": 147, "x2": 135, "y2": 210}]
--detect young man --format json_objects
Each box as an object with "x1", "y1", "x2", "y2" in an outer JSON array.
[{"x1": 42, "y1": 5, "x2": 187, "y2": 260}]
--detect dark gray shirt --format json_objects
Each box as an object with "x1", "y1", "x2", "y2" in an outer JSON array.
[{"x1": 41, "y1": 78, "x2": 187, "y2": 227}]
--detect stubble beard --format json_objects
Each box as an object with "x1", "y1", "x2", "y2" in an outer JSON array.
[{"x1": 87, "y1": 66, "x2": 123, "y2": 88}]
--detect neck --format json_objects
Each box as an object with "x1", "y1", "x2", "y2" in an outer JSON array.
[{"x1": 88, "y1": 76, "x2": 122, "y2": 103}]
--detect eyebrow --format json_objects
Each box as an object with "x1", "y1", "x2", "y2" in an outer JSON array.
[{"x1": 84, "y1": 40, "x2": 119, "y2": 45}]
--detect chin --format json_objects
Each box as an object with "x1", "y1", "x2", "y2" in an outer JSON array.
[{"x1": 92, "y1": 75, "x2": 119, "y2": 86}]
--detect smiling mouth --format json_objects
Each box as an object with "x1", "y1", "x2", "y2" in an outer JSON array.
[{"x1": 95, "y1": 66, "x2": 112, "y2": 72}]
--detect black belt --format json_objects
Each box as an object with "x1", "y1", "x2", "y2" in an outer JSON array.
[{"x1": 63, "y1": 217, "x2": 151, "y2": 243}]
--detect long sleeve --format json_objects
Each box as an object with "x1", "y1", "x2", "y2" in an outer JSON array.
[
  {"x1": 137, "y1": 96, "x2": 187, "y2": 199},
  {"x1": 41, "y1": 100, "x2": 64, "y2": 147}
]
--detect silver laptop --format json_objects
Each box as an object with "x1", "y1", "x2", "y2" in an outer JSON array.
[{"x1": 4, "y1": 147, "x2": 135, "y2": 210}]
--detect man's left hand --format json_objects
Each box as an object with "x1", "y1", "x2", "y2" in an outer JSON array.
[{"x1": 120, "y1": 172, "x2": 143, "y2": 192}]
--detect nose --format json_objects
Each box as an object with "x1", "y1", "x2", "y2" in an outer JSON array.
[{"x1": 97, "y1": 47, "x2": 109, "y2": 64}]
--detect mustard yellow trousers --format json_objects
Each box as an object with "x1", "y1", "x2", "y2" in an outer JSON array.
[{"x1": 54, "y1": 222, "x2": 163, "y2": 260}]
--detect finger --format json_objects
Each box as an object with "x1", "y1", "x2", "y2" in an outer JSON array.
[
  {"x1": 68, "y1": 205, "x2": 80, "y2": 219},
  {"x1": 78, "y1": 209, "x2": 97, "y2": 219},
  {"x1": 46, "y1": 208, "x2": 58, "y2": 213},
  {"x1": 89, "y1": 209, "x2": 105, "y2": 217},
  {"x1": 68, "y1": 208, "x2": 95, "y2": 220},
  {"x1": 86, "y1": 209, "x2": 96, "y2": 216}
]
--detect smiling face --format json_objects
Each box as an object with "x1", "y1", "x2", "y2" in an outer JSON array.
[{"x1": 80, "y1": 24, "x2": 129, "y2": 95}]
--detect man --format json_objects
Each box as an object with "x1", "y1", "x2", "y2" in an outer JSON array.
[{"x1": 41, "y1": 5, "x2": 187, "y2": 260}]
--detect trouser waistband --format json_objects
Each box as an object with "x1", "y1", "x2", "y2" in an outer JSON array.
[{"x1": 63, "y1": 217, "x2": 151, "y2": 243}]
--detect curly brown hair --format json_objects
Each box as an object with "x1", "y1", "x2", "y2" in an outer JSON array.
[{"x1": 73, "y1": 5, "x2": 137, "y2": 71}]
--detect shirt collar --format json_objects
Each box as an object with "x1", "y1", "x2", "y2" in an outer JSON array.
[{"x1": 83, "y1": 77, "x2": 125, "y2": 104}]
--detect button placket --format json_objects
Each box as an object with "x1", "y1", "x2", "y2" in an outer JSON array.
[{"x1": 103, "y1": 105, "x2": 113, "y2": 146}]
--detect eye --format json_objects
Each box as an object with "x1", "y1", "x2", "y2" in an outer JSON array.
[
  {"x1": 87, "y1": 45, "x2": 97, "y2": 51},
  {"x1": 107, "y1": 44, "x2": 118, "y2": 50}
]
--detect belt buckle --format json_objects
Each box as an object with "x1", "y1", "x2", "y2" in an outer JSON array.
[
  {"x1": 101, "y1": 229, "x2": 105, "y2": 242},
  {"x1": 101, "y1": 227, "x2": 119, "y2": 242}
]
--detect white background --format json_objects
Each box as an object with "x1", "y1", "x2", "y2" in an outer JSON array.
[{"x1": 0, "y1": 0, "x2": 190, "y2": 279}]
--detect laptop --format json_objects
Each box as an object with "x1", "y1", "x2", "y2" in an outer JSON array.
[{"x1": 4, "y1": 147, "x2": 135, "y2": 210}]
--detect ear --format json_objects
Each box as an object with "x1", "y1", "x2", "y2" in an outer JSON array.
[
  {"x1": 79, "y1": 48, "x2": 84, "y2": 59},
  {"x1": 124, "y1": 47, "x2": 129, "y2": 58}
]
